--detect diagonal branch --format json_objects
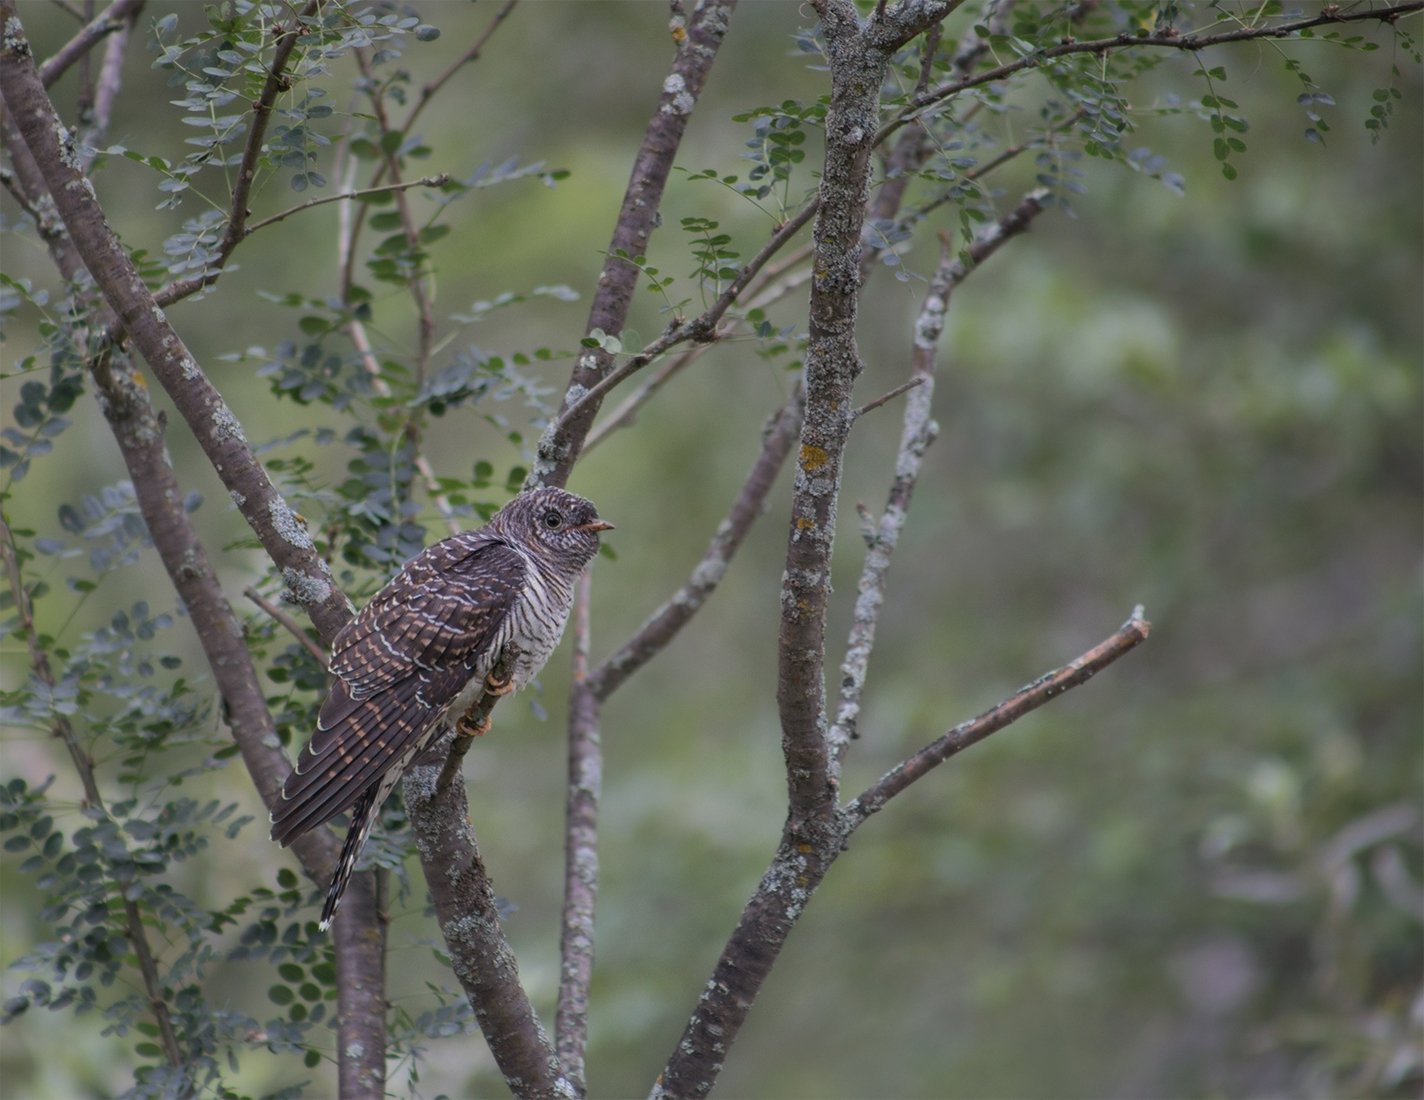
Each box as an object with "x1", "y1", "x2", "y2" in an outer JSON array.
[
  {"x1": 830, "y1": 188, "x2": 1048, "y2": 777},
  {"x1": 843, "y1": 607, "x2": 1152, "y2": 826},
  {"x1": 654, "y1": 607, "x2": 1150, "y2": 1100},
  {"x1": 532, "y1": 0, "x2": 739, "y2": 489},
  {"x1": 36, "y1": 0, "x2": 143, "y2": 88}
]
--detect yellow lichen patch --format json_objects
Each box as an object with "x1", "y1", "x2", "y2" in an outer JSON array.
[
  {"x1": 800, "y1": 444, "x2": 829, "y2": 472},
  {"x1": 794, "y1": 515, "x2": 814, "y2": 530}
]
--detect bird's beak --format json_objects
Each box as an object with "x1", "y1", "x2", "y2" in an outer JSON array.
[{"x1": 577, "y1": 520, "x2": 615, "y2": 533}]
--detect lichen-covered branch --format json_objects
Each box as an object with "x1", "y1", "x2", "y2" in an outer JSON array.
[
  {"x1": 403, "y1": 734, "x2": 574, "y2": 1100},
  {"x1": 830, "y1": 189, "x2": 1048, "y2": 776},
  {"x1": 776, "y1": 0, "x2": 888, "y2": 827},
  {"x1": 556, "y1": 569, "x2": 599, "y2": 1084}
]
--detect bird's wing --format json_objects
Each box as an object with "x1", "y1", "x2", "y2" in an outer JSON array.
[{"x1": 270, "y1": 537, "x2": 526, "y2": 845}]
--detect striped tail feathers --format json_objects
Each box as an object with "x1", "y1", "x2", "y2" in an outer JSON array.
[{"x1": 318, "y1": 784, "x2": 381, "y2": 931}]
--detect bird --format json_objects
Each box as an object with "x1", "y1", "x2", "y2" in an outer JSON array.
[{"x1": 270, "y1": 486, "x2": 613, "y2": 930}]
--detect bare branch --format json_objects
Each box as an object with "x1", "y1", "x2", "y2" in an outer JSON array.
[
  {"x1": 36, "y1": 0, "x2": 142, "y2": 88},
  {"x1": 556, "y1": 568, "x2": 600, "y2": 1084},
  {"x1": 590, "y1": 386, "x2": 804, "y2": 702},
  {"x1": 75, "y1": 0, "x2": 137, "y2": 167},
  {"x1": 850, "y1": 375, "x2": 924, "y2": 420},
  {"x1": 412, "y1": 0, "x2": 520, "y2": 127},
  {"x1": 777, "y1": 0, "x2": 887, "y2": 827},
  {"x1": 832, "y1": 190, "x2": 1048, "y2": 771},
  {"x1": 843, "y1": 607, "x2": 1152, "y2": 826},
  {"x1": 239, "y1": 174, "x2": 451, "y2": 238},
  {"x1": 532, "y1": 0, "x2": 738, "y2": 488}
]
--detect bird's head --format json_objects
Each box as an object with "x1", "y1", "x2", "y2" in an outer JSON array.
[{"x1": 497, "y1": 486, "x2": 613, "y2": 571}]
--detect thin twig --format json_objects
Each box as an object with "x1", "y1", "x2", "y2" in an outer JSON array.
[
  {"x1": 876, "y1": 2, "x2": 1424, "y2": 147},
  {"x1": 842, "y1": 607, "x2": 1152, "y2": 825},
  {"x1": 346, "y1": 316, "x2": 461, "y2": 536},
  {"x1": 412, "y1": 0, "x2": 520, "y2": 128},
  {"x1": 243, "y1": 174, "x2": 451, "y2": 236},
  {"x1": 354, "y1": 47, "x2": 437, "y2": 383},
  {"x1": 851, "y1": 376, "x2": 924, "y2": 420},
  {"x1": 244, "y1": 586, "x2": 327, "y2": 665},
  {"x1": 549, "y1": 199, "x2": 817, "y2": 443}
]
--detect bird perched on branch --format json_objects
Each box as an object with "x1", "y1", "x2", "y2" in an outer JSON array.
[{"x1": 270, "y1": 486, "x2": 613, "y2": 929}]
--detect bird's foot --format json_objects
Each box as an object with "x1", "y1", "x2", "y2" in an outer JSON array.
[
  {"x1": 456, "y1": 710, "x2": 493, "y2": 738},
  {"x1": 484, "y1": 671, "x2": 516, "y2": 697}
]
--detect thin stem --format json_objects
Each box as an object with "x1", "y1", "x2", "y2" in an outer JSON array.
[
  {"x1": 244, "y1": 586, "x2": 327, "y2": 666},
  {"x1": 843, "y1": 607, "x2": 1152, "y2": 825}
]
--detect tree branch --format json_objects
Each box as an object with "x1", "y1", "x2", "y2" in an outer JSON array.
[
  {"x1": 35, "y1": 0, "x2": 142, "y2": 88},
  {"x1": 244, "y1": 586, "x2": 327, "y2": 666},
  {"x1": 219, "y1": 0, "x2": 321, "y2": 259},
  {"x1": 776, "y1": 0, "x2": 888, "y2": 828},
  {"x1": 404, "y1": 731, "x2": 573, "y2": 1099},
  {"x1": 831, "y1": 189, "x2": 1048, "y2": 775},
  {"x1": 556, "y1": 568, "x2": 599, "y2": 1085},
  {"x1": 877, "y1": 1, "x2": 1424, "y2": 146},
  {"x1": 532, "y1": 0, "x2": 738, "y2": 488},
  {"x1": 843, "y1": 606, "x2": 1152, "y2": 826}
]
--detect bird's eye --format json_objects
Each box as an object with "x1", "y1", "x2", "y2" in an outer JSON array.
[{"x1": 541, "y1": 509, "x2": 563, "y2": 530}]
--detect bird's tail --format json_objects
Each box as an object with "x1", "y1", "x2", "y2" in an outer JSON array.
[{"x1": 319, "y1": 785, "x2": 380, "y2": 931}]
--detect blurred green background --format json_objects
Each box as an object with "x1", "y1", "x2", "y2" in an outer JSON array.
[{"x1": 2, "y1": 2, "x2": 1420, "y2": 1097}]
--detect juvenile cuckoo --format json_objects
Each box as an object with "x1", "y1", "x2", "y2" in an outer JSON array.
[{"x1": 270, "y1": 486, "x2": 613, "y2": 929}]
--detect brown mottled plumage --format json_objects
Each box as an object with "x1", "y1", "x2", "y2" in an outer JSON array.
[{"x1": 270, "y1": 487, "x2": 612, "y2": 929}]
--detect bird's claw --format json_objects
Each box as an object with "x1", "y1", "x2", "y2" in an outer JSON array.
[
  {"x1": 484, "y1": 671, "x2": 515, "y2": 697},
  {"x1": 456, "y1": 711, "x2": 492, "y2": 737}
]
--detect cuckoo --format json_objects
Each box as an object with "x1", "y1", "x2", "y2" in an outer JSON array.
[{"x1": 270, "y1": 486, "x2": 613, "y2": 929}]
